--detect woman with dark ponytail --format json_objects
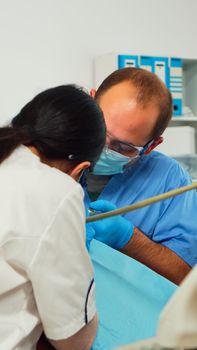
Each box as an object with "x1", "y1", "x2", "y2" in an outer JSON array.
[{"x1": 0, "y1": 85, "x2": 106, "y2": 350}]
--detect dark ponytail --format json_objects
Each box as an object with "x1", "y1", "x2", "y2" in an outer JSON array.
[
  {"x1": 0, "y1": 126, "x2": 34, "y2": 163},
  {"x1": 0, "y1": 85, "x2": 106, "y2": 165}
]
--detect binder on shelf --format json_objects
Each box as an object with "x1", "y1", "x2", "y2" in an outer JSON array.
[
  {"x1": 152, "y1": 56, "x2": 169, "y2": 87},
  {"x1": 118, "y1": 55, "x2": 138, "y2": 69},
  {"x1": 169, "y1": 58, "x2": 183, "y2": 116},
  {"x1": 139, "y1": 55, "x2": 153, "y2": 72}
]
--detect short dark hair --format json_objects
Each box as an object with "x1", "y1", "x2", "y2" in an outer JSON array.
[
  {"x1": 95, "y1": 68, "x2": 172, "y2": 139},
  {"x1": 0, "y1": 85, "x2": 106, "y2": 165}
]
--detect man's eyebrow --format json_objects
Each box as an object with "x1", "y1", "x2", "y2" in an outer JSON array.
[{"x1": 107, "y1": 131, "x2": 135, "y2": 145}]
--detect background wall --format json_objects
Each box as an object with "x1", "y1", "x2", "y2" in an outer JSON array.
[{"x1": 0, "y1": 0, "x2": 196, "y2": 124}]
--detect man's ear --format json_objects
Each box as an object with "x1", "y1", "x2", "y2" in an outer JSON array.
[
  {"x1": 144, "y1": 136, "x2": 163, "y2": 155},
  {"x1": 90, "y1": 89, "x2": 96, "y2": 98}
]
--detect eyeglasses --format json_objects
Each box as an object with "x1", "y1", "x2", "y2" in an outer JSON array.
[{"x1": 107, "y1": 132, "x2": 154, "y2": 157}]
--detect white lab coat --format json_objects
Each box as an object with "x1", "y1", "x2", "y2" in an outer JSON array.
[{"x1": 0, "y1": 146, "x2": 96, "y2": 350}]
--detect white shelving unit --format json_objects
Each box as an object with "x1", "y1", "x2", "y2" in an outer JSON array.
[
  {"x1": 171, "y1": 117, "x2": 197, "y2": 121},
  {"x1": 173, "y1": 58, "x2": 197, "y2": 153},
  {"x1": 170, "y1": 117, "x2": 197, "y2": 152}
]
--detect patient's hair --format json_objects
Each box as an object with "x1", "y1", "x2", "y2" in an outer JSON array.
[
  {"x1": 95, "y1": 67, "x2": 172, "y2": 139},
  {"x1": 0, "y1": 85, "x2": 106, "y2": 164}
]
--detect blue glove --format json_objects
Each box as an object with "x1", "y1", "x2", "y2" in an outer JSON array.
[
  {"x1": 85, "y1": 208, "x2": 96, "y2": 250},
  {"x1": 88, "y1": 200, "x2": 134, "y2": 249}
]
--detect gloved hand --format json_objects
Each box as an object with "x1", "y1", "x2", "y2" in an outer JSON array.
[{"x1": 88, "y1": 199, "x2": 134, "y2": 249}]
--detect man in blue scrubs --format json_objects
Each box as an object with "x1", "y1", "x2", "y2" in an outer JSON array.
[{"x1": 85, "y1": 67, "x2": 197, "y2": 285}]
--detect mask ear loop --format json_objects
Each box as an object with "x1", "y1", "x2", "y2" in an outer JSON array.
[
  {"x1": 124, "y1": 154, "x2": 140, "y2": 170},
  {"x1": 78, "y1": 168, "x2": 90, "y2": 186},
  {"x1": 77, "y1": 168, "x2": 86, "y2": 183}
]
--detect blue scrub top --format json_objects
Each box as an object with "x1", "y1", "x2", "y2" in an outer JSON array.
[{"x1": 84, "y1": 151, "x2": 197, "y2": 267}]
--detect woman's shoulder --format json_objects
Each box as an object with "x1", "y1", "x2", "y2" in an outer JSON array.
[
  {"x1": 26, "y1": 156, "x2": 83, "y2": 205},
  {"x1": 0, "y1": 146, "x2": 83, "y2": 206}
]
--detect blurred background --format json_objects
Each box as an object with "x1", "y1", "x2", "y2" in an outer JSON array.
[{"x1": 0, "y1": 0, "x2": 196, "y2": 178}]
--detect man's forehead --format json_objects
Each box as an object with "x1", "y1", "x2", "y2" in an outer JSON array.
[
  {"x1": 98, "y1": 86, "x2": 139, "y2": 125},
  {"x1": 99, "y1": 81, "x2": 137, "y2": 103}
]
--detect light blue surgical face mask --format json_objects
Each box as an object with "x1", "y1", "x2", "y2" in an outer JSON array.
[{"x1": 92, "y1": 146, "x2": 138, "y2": 175}]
